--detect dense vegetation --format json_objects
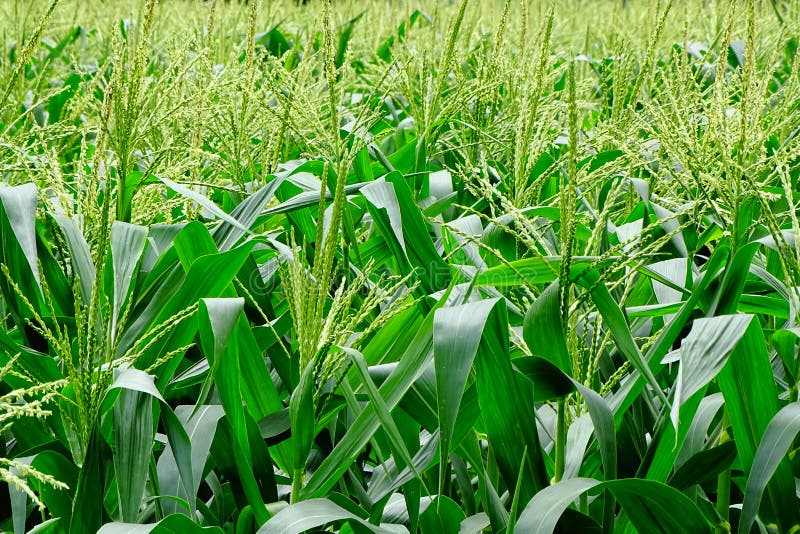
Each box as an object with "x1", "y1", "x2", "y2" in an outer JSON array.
[{"x1": 1, "y1": 0, "x2": 800, "y2": 532}]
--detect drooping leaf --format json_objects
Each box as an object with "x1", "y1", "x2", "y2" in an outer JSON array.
[
  {"x1": 515, "y1": 478, "x2": 601, "y2": 534},
  {"x1": 603, "y1": 479, "x2": 712, "y2": 533},
  {"x1": 523, "y1": 281, "x2": 571, "y2": 374},
  {"x1": 668, "y1": 441, "x2": 737, "y2": 491},
  {"x1": 0, "y1": 183, "x2": 41, "y2": 289},
  {"x1": 257, "y1": 499, "x2": 407, "y2": 534},
  {"x1": 51, "y1": 213, "x2": 94, "y2": 303},
  {"x1": 475, "y1": 256, "x2": 608, "y2": 287},
  {"x1": 212, "y1": 177, "x2": 284, "y2": 251},
  {"x1": 97, "y1": 514, "x2": 225, "y2": 533},
  {"x1": 160, "y1": 177, "x2": 249, "y2": 234},
  {"x1": 196, "y1": 297, "x2": 245, "y2": 416},
  {"x1": 512, "y1": 356, "x2": 575, "y2": 401},
  {"x1": 419, "y1": 495, "x2": 465, "y2": 534},
  {"x1": 362, "y1": 172, "x2": 451, "y2": 292}
]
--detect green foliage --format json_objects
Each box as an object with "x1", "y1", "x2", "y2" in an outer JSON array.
[{"x1": 1, "y1": 0, "x2": 800, "y2": 532}]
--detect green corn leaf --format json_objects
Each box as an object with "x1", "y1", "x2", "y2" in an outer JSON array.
[
  {"x1": 28, "y1": 451, "x2": 77, "y2": 521},
  {"x1": 0, "y1": 183, "x2": 41, "y2": 290},
  {"x1": 433, "y1": 299, "x2": 489, "y2": 491},
  {"x1": 515, "y1": 478, "x2": 601, "y2": 534},
  {"x1": 362, "y1": 172, "x2": 451, "y2": 293},
  {"x1": 668, "y1": 441, "x2": 737, "y2": 491},
  {"x1": 212, "y1": 177, "x2": 284, "y2": 251},
  {"x1": 107, "y1": 368, "x2": 194, "y2": 515},
  {"x1": 211, "y1": 415, "x2": 270, "y2": 525},
  {"x1": 512, "y1": 356, "x2": 575, "y2": 401},
  {"x1": 69, "y1": 430, "x2": 105, "y2": 533},
  {"x1": 608, "y1": 244, "x2": 729, "y2": 424},
  {"x1": 97, "y1": 514, "x2": 225, "y2": 533},
  {"x1": 523, "y1": 280, "x2": 571, "y2": 374},
  {"x1": 156, "y1": 405, "x2": 225, "y2": 516},
  {"x1": 739, "y1": 402, "x2": 800, "y2": 534},
  {"x1": 577, "y1": 268, "x2": 669, "y2": 408},
  {"x1": 51, "y1": 213, "x2": 94, "y2": 303},
  {"x1": 672, "y1": 315, "x2": 752, "y2": 429},
  {"x1": 196, "y1": 297, "x2": 244, "y2": 419},
  {"x1": 515, "y1": 478, "x2": 713, "y2": 534},
  {"x1": 301, "y1": 305, "x2": 438, "y2": 500},
  {"x1": 160, "y1": 177, "x2": 250, "y2": 234},
  {"x1": 289, "y1": 356, "x2": 316, "y2": 474},
  {"x1": 419, "y1": 495, "x2": 465, "y2": 534},
  {"x1": 475, "y1": 256, "x2": 608, "y2": 287},
  {"x1": 344, "y1": 347, "x2": 420, "y2": 479},
  {"x1": 117, "y1": 241, "x2": 254, "y2": 372},
  {"x1": 434, "y1": 298, "x2": 548, "y2": 504},
  {"x1": 603, "y1": 479, "x2": 712, "y2": 533},
  {"x1": 257, "y1": 498, "x2": 407, "y2": 534},
  {"x1": 717, "y1": 318, "x2": 799, "y2": 530},
  {"x1": 459, "y1": 514, "x2": 490, "y2": 534},
  {"x1": 113, "y1": 387, "x2": 154, "y2": 522},
  {"x1": 109, "y1": 222, "x2": 148, "y2": 340}
]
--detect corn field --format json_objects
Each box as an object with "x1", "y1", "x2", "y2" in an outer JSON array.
[{"x1": 1, "y1": 0, "x2": 799, "y2": 532}]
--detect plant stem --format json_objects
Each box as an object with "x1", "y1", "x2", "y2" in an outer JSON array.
[
  {"x1": 716, "y1": 410, "x2": 731, "y2": 530},
  {"x1": 290, "y1": 467, "x2": 305, "y2": 504},
  {"x1": 117, "y1": 160, "x2": 127, "y2": 222},
  {"x1": 149, "y1": 456, "x2": 164, "y2": 520},
  {"x1": 554, "y1": 398, "x2": 567, "y2": 483}
]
